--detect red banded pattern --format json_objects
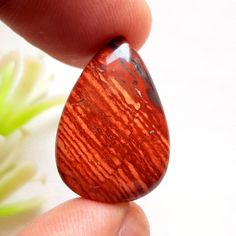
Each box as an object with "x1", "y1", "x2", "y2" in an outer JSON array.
[{"x1": 56, "y1": 37, "x2": 170, "y2": 203}]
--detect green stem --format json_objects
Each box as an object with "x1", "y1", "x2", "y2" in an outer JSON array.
[
  {"x1": 0, "y1": 96, "x2": 65, "y2": 136},
  {"x1": 12, "y1": 57, "x2": 43, "y2": 104},
  {"x1": 0, "y1": 61, "x2": 16, "y2": 108},
  {"x1": 0, "y1": 162, "x2": 36, "y2": 202},
  {"x1": 0, "y1": 153, "x2": 16, "y2": 178},
  {"x1": 0, "y1": 197, "x2": 44, "y2": 217}
]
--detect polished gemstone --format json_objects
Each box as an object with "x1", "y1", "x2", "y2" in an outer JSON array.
[{"x1": 56, "y1": 37, "x2": 170, "y2": 203}]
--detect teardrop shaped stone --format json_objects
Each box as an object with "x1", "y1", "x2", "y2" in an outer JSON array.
[{"x1": 56, "y1": 37, "x2": 170, "y2": 203}]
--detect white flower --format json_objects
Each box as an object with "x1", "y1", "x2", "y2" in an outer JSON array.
[{"x1": 0, "y1": 52, "x2": 64, "y2": 216}]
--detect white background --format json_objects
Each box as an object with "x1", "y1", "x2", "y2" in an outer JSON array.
[{"x1": 0, "y1": 0, "x2": 236, "y2": 235}]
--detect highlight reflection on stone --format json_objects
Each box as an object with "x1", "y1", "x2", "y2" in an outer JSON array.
[{"x1": 56, "y1": 37, "x2": 170, "y2": 203}]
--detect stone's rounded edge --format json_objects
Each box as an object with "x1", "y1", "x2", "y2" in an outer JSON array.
[
  {"x1": 55, "y1": 37, "x2": 170, "y2": 203},
  {"x1": 54, "y1": 39, "x2": 123, "y2": 186},
  {"x1": 128, "y1": 40, "x2": 170, "y2": 171},
  {"x1": 128, "y1": 45, "x2": 163, "y2": 110}
]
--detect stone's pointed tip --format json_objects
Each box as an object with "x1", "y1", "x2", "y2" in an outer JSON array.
[{"x1": 56, "y1": 38, "x2": 169, "y2": 203}]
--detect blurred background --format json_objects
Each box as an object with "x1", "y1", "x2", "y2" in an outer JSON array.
[{"x1": 0, "y1": 0, "x2": 236, "y2": 235}]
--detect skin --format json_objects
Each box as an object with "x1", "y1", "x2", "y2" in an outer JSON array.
[
  {"x1": 0, "y1": 0, "x2": 152, "y2": 235},
  {"x1": 0, "y1": 0, "x2": 151, "y2": 67}
]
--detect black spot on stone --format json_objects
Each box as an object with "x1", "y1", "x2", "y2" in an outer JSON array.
[
  {"x1": 147, "y1": 88, "x2": 162, "y2": 108},
  {"x1": 130, "y1": 54, "x2": 154, "y2": 90},
  {"x1": 108, "y1": 37, "x2": 126, "y2": 50},
  {"x1": 78, "y1": 98, "x2": 86, "y2": 106}
]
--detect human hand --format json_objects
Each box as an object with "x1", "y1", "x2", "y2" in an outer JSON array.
[
  {"x1": 18, "y1": 198, "x2": 149, "y2": 236},
  {"x1": 0, "y1": 0, "x2": 151, "y2": 67},
  {"x1": 0, "y1": 1, "x2": 151, "y2": 235}
]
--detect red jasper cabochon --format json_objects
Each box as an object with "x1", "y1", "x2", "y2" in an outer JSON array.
[{"x1": 56, "y1": 37, "x2": 170, "y2": 203}]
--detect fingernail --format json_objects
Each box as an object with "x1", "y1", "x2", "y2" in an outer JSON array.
[{"x1": 119, "y1": 203, "x2": 150, "y2": 236}]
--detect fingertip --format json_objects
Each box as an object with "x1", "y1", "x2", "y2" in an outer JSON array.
[
  {"x1": 0, "y1": 0, "x2": 152, "y2": 67},
  {"x1": 18, "y1": 198, "x2": 150, "y2": 236},
  {"x1": 126, "y1": 0, "x2": 152, "y2": 50},
  {"x1": 119, "y1": 202, "x2": 150, "y2": 236}
]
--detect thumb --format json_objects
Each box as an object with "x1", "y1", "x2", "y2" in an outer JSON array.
[{"x1": 17, "y1": 198, "x2": 150, "y2": 236}]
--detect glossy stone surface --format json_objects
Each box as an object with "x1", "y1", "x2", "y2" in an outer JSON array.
[{"x1": 56, "y1": 37, "x2": 170, "y2": 203}]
